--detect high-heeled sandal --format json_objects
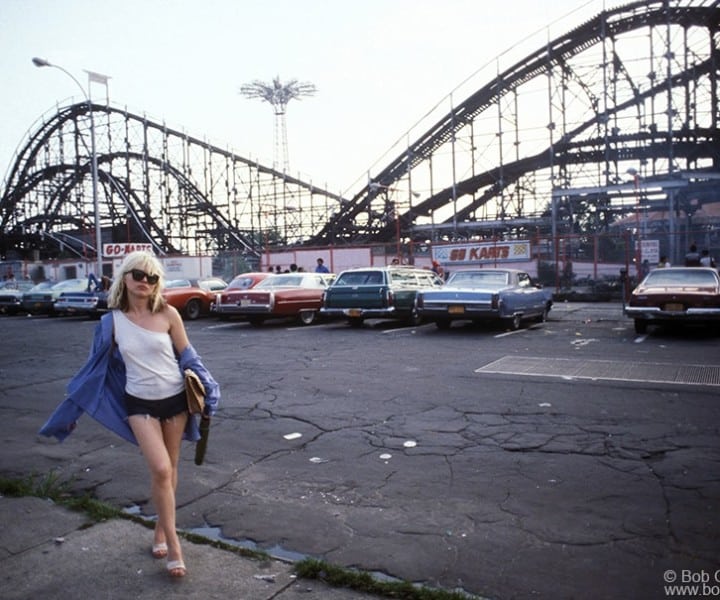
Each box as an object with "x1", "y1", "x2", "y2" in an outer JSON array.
[
  {"x1": 167, "y1": 559, "x2": 186, "y2": 577},
  {"x1": 151, "y1": 542, "x2": 168, "y2": 559}
]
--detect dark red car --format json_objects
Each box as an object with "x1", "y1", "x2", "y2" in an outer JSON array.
[
  {"x1": 624, "y1": 266, "x2": 720, "y2": 334},
  {"x1": 212, "y1": 272, "x2": 270, "y2": 320},
  {"x1": 214, "y1": 272, "x2": 335, "y2": 325}
]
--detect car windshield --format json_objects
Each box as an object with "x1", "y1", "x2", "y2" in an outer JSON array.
[
  {"x1": 28, "y1": 281, "x2": 55, "y2": 292},
  {"x1": 336, "y1": 272, "x2": 384, "y2": 285},
  {"x1": 165, "y1": 279, "x2": 192, "y2": 288},
  {"x1": 644, "y1": 269, "x2": 718, "y2": 286},
  {"x1": 52, "y1": 279, "x2": 85, "y2": 290},
  {"x1": 228, "y1": 276, "x2": 258, "y2": 290},
  {"x1": 198, "y1": 279, "x2": 226, "y2": 291},
  {"x1": 448, "y1": 271, "x2": 510, "y2": 287},
  {"x1": 256, "y1": 275, "x2": 304, "y2": 288}
]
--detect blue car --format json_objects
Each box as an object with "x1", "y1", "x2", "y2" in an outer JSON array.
[{"x1": 415, "y1": 268, "x2": 552, "y2": 330}]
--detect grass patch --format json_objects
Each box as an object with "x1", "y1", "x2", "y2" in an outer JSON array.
[
  {"x1": 0, "y1": 472, "x2": 270, "y2": 563},
  {"x1": 0, "y1": 472, "x2": 122, "y2": 521},
  {"x1": 1, "y1": 474, "x2": 481, "y2": 599},
  {"x1": 294, "y1": 558, "x2": 481, "y2": 600}
]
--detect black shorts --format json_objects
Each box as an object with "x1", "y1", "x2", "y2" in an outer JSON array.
[{"x1": 124, "y1": 390, "x2": 187, "y2": 421}]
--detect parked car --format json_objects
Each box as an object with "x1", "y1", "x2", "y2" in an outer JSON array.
[
  {"x1": 215, "y1": 272, "x2": 335, "y2": 325},
  {"x1": 162, "y1": 277, "x2": 228, "y2": 320},
  {"x1": 415, "y1": 268, "x2": 552, "y2": 330},
  {"x1": 212, "y1": 272, "x2": 271, "y2": 318},
  {"x1": 21, "y1": 279, "x2": 89, "y2": 316},
  {"x1": 320, "y1": 266, "x2": 444, "y2": 327},
  {"x1": 55, "y1": 289, "x2": 109, "y2": 318},
  {"x1": 624, "y1": 266, "x2": 720, "y2": 334},
  {"x1": 0, "y1": 280, "x2": 35, "y2": 314}
]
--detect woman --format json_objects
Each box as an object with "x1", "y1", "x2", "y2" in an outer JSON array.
[{"x1": 40, "y1": 251, "x2": 220, "y2": 578}]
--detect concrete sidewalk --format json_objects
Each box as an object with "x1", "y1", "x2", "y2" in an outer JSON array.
[{"x1": 0, "y1": 496, "x2": 378, "y2": 600}]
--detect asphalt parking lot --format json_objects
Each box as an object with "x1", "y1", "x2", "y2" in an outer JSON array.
[{"x1": 1, "y1": 303, "x2": 719, "y2": 599}]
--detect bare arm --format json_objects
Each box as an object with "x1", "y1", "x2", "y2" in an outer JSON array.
[{"x1": 166, "y1": 304, "x2": 190, "y2": 355}]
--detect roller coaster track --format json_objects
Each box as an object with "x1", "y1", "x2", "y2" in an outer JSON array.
[
  {"x1": 1, "y1": 0, "x2": 719, "y2": 261},
  {"x1": 311, "y1": 0, "x2": 720, "y2": 244}
]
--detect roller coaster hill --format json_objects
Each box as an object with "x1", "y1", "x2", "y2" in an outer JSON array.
[{"x1": 1, "y1": 0, "x2": 719, "y2": 287}]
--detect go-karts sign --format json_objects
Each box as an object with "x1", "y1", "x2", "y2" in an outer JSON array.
[
  {"x1": 102, "y1": 243, "x2": 154, "y2": 257},
  {"x1": 433, "y1": 240, "x2": 531, "y2": 265}
]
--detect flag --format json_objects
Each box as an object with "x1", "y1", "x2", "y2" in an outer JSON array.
[{"x1": 85, "y1": 70, "x2": 110, "y2": 86}]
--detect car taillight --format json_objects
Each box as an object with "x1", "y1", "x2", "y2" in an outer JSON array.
[
  {"x1": 386, "y1": 289, "x2": 394, "y2": 307},
  {"x1": 269, "y1": 292, "x2": 275, "y2": 310},
  {"x1": 416, "y1": 293, "x2": 424, "y2": 309},
  {"x1": 491, "y1": 293, "x2": 500, "y2": 309}
]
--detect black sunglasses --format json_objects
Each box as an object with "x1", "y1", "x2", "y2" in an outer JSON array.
[{"x1": 127, "y1": 269, "x2": 159, "y2": 285}]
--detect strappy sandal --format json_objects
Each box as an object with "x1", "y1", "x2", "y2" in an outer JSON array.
[
  {"x1": 167, "y1": 559, "x2": 186, "y2": 578},
  {"x1": 151, "y1": 542, "x2": 168, "y2": 559}
]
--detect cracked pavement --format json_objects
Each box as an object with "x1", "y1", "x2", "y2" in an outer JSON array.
[{"x1": 1, "y1": 302, "x2": 719, "y2": 599}]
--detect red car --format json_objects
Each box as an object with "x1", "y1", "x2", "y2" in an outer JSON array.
[
  {"x1": 162, "y1": 276, "x2": 228, "y2": 320},
  {"x1": 214, "y1": 272, "x2": 335, "y2": 325},
  {"x1": 624, "y1": 266, "x2": 720, "y2": 334}
]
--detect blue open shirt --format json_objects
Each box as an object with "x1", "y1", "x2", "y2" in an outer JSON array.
[{"x1": 39, "y1": 311, "x2": 220, "y2": 444}]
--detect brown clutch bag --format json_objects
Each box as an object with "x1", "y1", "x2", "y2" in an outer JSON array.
[{"x1": 184, "y1": 369, "x2": 206, "y2": 415}]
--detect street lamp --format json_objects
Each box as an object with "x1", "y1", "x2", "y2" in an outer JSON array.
[
  {"x1": 627, "y1": 167, "x2": 643, "y2": 278},
  {"x1": 32, "y1": 57, "x2": 107, "y2": 279}
]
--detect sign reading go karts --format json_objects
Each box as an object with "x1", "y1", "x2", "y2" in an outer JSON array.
[
  {"x1": 433, "y1": 240, "x2": 531, "y2": 265},
  {"x1": 102, "y1": 243, "x2": 154, "y2": 257}
]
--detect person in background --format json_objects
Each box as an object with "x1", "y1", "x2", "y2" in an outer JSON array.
[
  {"x1": 315, "y1": 257, "x2": 329, "y2": 273},
  {"x1": 700, "y1": 249, "x2": 716, "y2": 268},
  {"x1": 39, "y1": 251, "x2": 220, "y2": 579},
  {"x1": 685, "y1": 244, "x2": 702, "y2": 266},
  {"x1": 431, "y1": 260, "x2": 445, "y2": 279},
  {"x1": 657, "y1": 256, "x2": 671, "y2": 268}
]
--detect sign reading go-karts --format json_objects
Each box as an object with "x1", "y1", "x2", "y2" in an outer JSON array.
[
  {"x1": 102, "y1": 243, "x2": 154, "y2": 257},
  {"x1": 433, "y1": 240, "x2": 531, "y2": 265}
]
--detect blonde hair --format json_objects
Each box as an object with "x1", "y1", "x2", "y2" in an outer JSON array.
[{"x1": 107, "y1": 251, "x2": 167, "y2": 313}]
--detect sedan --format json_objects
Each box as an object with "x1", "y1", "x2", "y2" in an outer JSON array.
[
  {"x1": 162, "y1": 277, "x2": 228, "y2": 320},
  {"x1": 624, "y1": 266, "x2": 720, "y2": 334},
  {"x1": 215, "y1": 272, "x2": 335, "y2": 325},
  {"x1": 415, "y1": 268, "x2": 552, "y2": 330},
  {"x1": 212, "y1": 272, "x2": 270, "y2": 318},
  {"x1": 0, "y1": 280, "x2": 35, "y2": 314},
  {"x1": 21, "y1": 279, "x2": 89, "y2": 316},
  {"x1": 55, "y1": 289, "x2": 109, "y2": 318}
]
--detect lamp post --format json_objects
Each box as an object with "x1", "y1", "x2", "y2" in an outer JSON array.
[
  {"x1": 32, "y1": 57, "x2": 107, "y2": 279},
  {"x1": 627, "y1": 167, "x2": 642, "y2": 278}
]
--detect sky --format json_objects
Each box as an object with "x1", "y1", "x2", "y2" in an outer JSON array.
[{"x1": 1, "y1": 0, "x2": 608, "y2": 198}]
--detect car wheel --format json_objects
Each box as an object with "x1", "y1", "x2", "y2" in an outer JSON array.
[
  {"x1": 407, "y1": 309, "x2": 422, "y2": 326},
  {"x1": 506, "y1": 314, "x2": 521, "y2": 330},
  {"x1": 298, "y1": 310, "x2": 316, "y2": 325},
  {"x1": 435, "y1": 319, "x2": 451, "y2": 330},
  {"x1": 348, "y1": 317, "x2": 363, "y2": 328},
  {"x1": 634, "y1": 319, "x2": 648, "y2": 334},
  {"x1": 184, "y1": 299, "x2": 202, "y2": 320}
]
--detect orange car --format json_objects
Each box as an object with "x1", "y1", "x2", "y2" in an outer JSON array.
[{"x1": 162, "y1": 276, "x2": 228, "y2": 320}]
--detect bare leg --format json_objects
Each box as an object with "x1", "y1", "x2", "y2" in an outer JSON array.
[{"x1": 129, "y1": 412, "x2": 188, "y2": 576}]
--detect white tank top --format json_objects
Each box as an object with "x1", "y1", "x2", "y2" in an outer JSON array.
[{"x1": 113, "y1": 310, "x2": 185, "y2": 400}]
